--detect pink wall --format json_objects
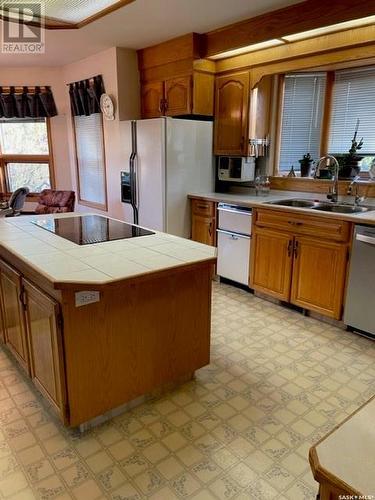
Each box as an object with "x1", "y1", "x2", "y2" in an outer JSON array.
[
  {"x1": 62, "y1": 46, "x2": 140, "y2": 219},
  {"x1": 2, "y1": 46, "x2": 140, "y2": 218},
  {"x1": 0, "y1": 66, "x2": 72, "y2": 192}
]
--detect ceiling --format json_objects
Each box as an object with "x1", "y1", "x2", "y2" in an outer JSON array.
[{"x1": 0, "y1": 0, "x2": 303, "y2": 67}]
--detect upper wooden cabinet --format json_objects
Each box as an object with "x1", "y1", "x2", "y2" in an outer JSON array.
[
  {"x1": 214, "y1": 71, "x2": 250, "y2": 155},
  {"x1": 141, "y1": 81, "x2": 164, "y2": 119},
  {"x1": 0, "y1": 260, "x2": 29, "y2": 372},
  {"x1": 138, "y1": 34, "x2": 215, "y2": 119}
]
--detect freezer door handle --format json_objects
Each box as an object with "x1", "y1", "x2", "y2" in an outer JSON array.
[
  {"x1": 356, "y1": 233, "x2": 375, "y2": 245},
  {"x1": 217, "y1": 229, "x2": 250, "y2": 240}
]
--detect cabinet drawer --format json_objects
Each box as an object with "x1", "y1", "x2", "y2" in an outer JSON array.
[
  {"x1": 255, "y1": 209, "x2": 350, "y2": 242},
  {"x1": 192, "y1": 199, "x2": 216, "y2": 217}
]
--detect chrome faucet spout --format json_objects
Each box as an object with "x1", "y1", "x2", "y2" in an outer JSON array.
[
  {"x1": 317, "y1": 155, "x2": 340, "y2": 203},
  {"x1": 347, "y1": 176, "x2": 366, "y2": 206}
]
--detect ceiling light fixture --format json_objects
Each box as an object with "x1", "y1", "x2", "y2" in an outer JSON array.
[
  {"x1": 209, "y1": 39, "x2": 285, "y2": 60},
  {"x1": 282, "y1": 14, "x2": 375, "y2": 42}
]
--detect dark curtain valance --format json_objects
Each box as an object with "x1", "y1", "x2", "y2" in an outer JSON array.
[
  {"x1": 69, "y1": 75, "x2": 105, "y2": 117},
  {"x1": 0, "y1": 86, "x2": 58, "y2": 118}
]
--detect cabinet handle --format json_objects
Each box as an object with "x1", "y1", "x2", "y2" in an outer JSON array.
[
  {"x1": 208, "y1": 222, "x2": 212, "y2": 237},
  {"x1": 288, "y1": 221, "x2": 303, "y2": 226},
  {"x1": 164, "y1": 99, "x2": 168, "y2": 113},
  {"x1": 294, "y1": 240, "x2": 299, "y2": 258},
  {"x1": 287, "y1": 240, "x2": 293, "y2": 257},
  {"x1": 19, "y1": 288, "x2": 26, "y2": 310},
  {"x1": 158, "y1": 99, "x2": 163, "y2": 113}
]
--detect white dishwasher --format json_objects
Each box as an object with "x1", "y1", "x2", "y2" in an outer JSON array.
[{"x1": 217, "y1": 203, "x2": 252, "y2": 286}]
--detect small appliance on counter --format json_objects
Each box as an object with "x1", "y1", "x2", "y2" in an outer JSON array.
[
  {"x1": 217, "y1": 156, "x2": 255, "y2": 183},
  {"x1": 216, "y1": 203, "x2": 252, "y2": 287}
]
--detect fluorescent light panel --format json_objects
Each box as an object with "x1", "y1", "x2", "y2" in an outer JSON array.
[
  {"x1": 209, "y1": 39, "x2": 284, "y2": 60},
  {"x1": 282, "y1": 15, "x2": 375, "y2": 42},
  {"x1": 211, "y1": 14, "x2": 375, "y2": 60}
]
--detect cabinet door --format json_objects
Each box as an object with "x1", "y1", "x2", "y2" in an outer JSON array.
[
  {"x1": 24, "y1": 280, "x2": 67, "y2": 420},
  {"x1": 291, "y1": 236, "x2": 348, "y2": 319},
  {"x1": 165, "y1": 76, "x2": 192, "y2": 116},
  {"x1": 192, "y1": 215, "x2": 216, "y2": 246},
  {"x1": 141, "y1": 81, "x2": 164, "y2": 118},
  {"x1": 0, "y1": 288, "x2": 5, "y2": 344},
  {"x1": 214, "y1": 72, "x2": 249, "y2": 155},
  {"x1": 0, "y1": 260, "x2": 28, "y2": 371},
  {"x1": 250, "y1": 228, "x2": 293, "y2": 300}
]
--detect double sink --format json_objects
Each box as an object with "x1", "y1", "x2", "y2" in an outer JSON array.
[{"x1": 267, "y1": 198, "x2": 374, "y2": 214}]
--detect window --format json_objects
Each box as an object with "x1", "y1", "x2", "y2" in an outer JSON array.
[
  {"x1": 73, "y1": 113, "x2": 107, "y2": 209},
  {"x1": 0, "y1": 118, "x2": 53, "y2": 193},
  {"x1": 329, "y1": 67, "x2": 375, "y2": 171},
  {"x1": 279, "y1": 73, "x2": 326, "y2": 172}
]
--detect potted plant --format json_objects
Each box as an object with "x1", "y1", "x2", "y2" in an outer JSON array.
[
  {"x1": 299, "y1": 153, "x2": 314, "y2": 177},
  {"x1": 339, "y1": 119, "x2": 364, "y2": 179}
]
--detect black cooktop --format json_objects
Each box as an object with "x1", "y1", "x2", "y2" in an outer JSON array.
[{"x1": 32, "y1": 215, "x2": 155, "y2": 245}]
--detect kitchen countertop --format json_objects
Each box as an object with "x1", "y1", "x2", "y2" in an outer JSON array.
[
  {"x1": 189, "y1": 189, "x2": 375, "y2": 225},
  {"x1": 0, "y1": 213, "x2": 216, "y2": 285},
  {"x1": 310, "y1": 396, "x2": 375, "y2": 496}
]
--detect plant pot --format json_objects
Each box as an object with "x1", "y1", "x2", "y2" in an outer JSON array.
[
  {"x1": 300, "y1": 161, "x2": 313, "y2": 177},
  {"x1": 339, "y1": 156, "x2": 364, "y2": 179}
]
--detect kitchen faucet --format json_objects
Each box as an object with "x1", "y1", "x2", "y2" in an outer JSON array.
[
  {"x1": 316, "y1": 155, "x2": 340, "y2": 203},
  {"x1": 347, "y1": 176, "x2": 366, "y2": 206}
]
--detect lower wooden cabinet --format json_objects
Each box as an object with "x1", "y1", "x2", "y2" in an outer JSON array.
[
  {"x1": 251, "y1": 209, "x2": 350, "y2": 319},
  {"x1": 0, "y1": 287, "x2": 5, "y2": 344},
  {"x1": 290, "y1": 236, "x2": 348, "y2": 319},
  {"x1": 251, "y1": 227, "x2": 293, "y2": 301},
  {"x1": 24, "y1": 280, "x2": 67, "y2": 421},
  {"x1": 191, "y1": 199, "x2": 217, "y2": 246},
  {"x1": 0, "y1": 260, "x2": 29, "y2": 372}
]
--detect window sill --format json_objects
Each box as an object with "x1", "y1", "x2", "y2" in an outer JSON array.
[{"x1": 270, "y1": 176, "x2": 375, "y2": 196}]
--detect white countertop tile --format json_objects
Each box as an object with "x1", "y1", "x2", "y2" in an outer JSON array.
[{"x1": 0, "y1": 213, "x2": 216, "y2": 285}]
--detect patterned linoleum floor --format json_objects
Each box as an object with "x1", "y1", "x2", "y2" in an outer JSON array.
[{"x1": 0, "y1": 281, "x2": 374, "y2": 500}]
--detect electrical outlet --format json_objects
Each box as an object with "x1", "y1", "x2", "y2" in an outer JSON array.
[{"x1": 75, "y1": 291, "x2": 100, "y2": 307}]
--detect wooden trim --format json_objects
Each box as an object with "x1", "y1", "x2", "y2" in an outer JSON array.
[
  {"x1": 320, "y1": 71, "x2": 335, "y2": 155},
  {"x1": 72, "y1": 113, "x2": 108, "y2": 212},
  {"x1": 273, "y1": 75, "x2": 285, "y2": 176},
  {"x1": 0, "y1": 118, "x2": 55, "y2": 196},
  {"x1": 270, "y1": 176, "x2": 375, "y2": 197},
  {"x1": 0, "y1": 0, "x2": 136, "y2": 30},
  {"x1": 203, "y1": 0, "x2": 375, "y2": 57}
]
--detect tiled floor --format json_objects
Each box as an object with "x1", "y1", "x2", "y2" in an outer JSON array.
[{"x1": 0, "y1": 281, "x2": 374, "y2": 499}]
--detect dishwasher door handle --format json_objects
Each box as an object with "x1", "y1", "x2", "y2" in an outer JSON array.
[
  {"x1": 217, "y1": 229, "x2": 250, "y2": 240},
  {"x1": 356, "y1": 233, "x2": 375, "y2": 245}
]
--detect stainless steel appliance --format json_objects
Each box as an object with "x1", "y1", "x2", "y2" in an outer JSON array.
[
  {"x1": 344, "y1": 225, "x2": 375, "y2": 338},
  {"x1": 218, "y1": 156, "x2": 255, "y2": 182},
  {"x1": 217, "y1": 203, "x2": 252, "y2": 286}
]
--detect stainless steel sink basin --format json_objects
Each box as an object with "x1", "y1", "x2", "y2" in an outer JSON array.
[
  {"x1": 311, "y1": 204, "x2": 371, "y2": 214},
  {"x1": 267, "y1": 199, "x2": 319, "y2": 208},
  {"x1": 267, "y1": 199, "x2": 374, "y2": 214}
]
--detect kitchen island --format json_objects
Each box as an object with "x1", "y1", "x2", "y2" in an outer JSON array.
[{"x1": 0, "y1": 213, "x2": 216, "y2": 428}]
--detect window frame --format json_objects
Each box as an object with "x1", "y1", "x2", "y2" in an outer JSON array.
[
  {"x1": 71, "y1": 112, "x2": 108, "y2": 212},
  {"x1": 274, "y1": 67, "x2": 374, "y2": 177},
  {"x1": 0, "y1": 117, "x2": 55, "y2": 198}
]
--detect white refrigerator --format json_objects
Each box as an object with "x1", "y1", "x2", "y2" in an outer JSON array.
[{"x1": 120, "y1": 117, "x2": 214, "y2": 238}]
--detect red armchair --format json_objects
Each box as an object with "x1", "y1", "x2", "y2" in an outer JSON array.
[{"x1": 35, "y1": 189, "x2": 75, "y2": 214}]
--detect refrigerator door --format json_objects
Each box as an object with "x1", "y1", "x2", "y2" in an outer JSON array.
[
  {"x1": 165, "y1": 118, "x2": 213, "y2": 238},
  {"x1": 136, "y1": 118, "x2": 166, "y2": 231},
  {"x1": 119, "y1": 120, "x2": 137, "y2": 224}
]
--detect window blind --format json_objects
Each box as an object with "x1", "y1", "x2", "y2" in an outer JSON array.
[
  {"x1": 74, "y1": 113, "x2": 106, "y2": 207},
  {"x1": 279, "y1": 73, "x2": 326, "y2": 171},
  {"x1": 329, "y1": 66, "x2": 375, "y2": 155}
]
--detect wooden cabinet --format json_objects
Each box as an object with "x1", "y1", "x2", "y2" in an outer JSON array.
[
  {"x1": 141, "y1": 81, "x2": 164, "y2": 118},
  {"x1": 141, "y1": 73, "x2": 214, "y2": 118},
  {"x1": 214, "y1": 71, "x2": 250, "y2": 155},
  {"x1": 290, "y1": 236, "x2": 348, "y2": 319},
  {"x1": 250, "y1": 209, "x2": 350, "y2": 319},
  {"x1": 0, "y1": 260, "x2": 29, "y2": 371},
  {"x1": 251, "y1": 227, "x2": 293, "y2": 301},
  {"x1": 23, "y1": 280, "x2": 67, "y2": 420},
  {"x1": 0, "y1": 284, "x2": 5, "y2": 344},
  {"x1": 191, "y1": 199, "x2": 216, "y2": 246}
]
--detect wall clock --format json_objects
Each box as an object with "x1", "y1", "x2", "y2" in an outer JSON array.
[{"x1": 100, "y1": 93, "x2": 115, "y2": 121}]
